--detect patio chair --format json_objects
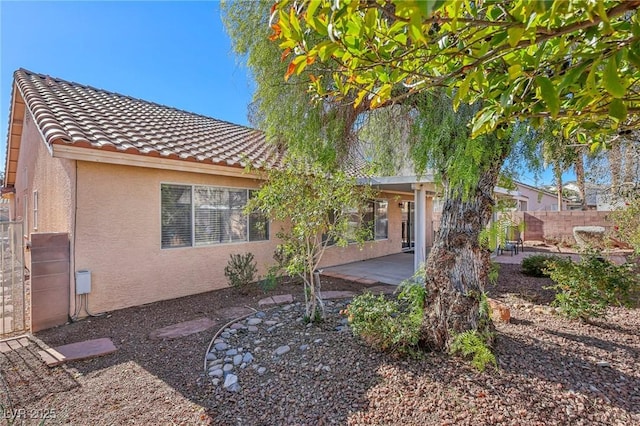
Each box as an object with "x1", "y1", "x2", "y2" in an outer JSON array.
[{"x1": 501, "y1": 225, "x2": 524, "y2": 255}]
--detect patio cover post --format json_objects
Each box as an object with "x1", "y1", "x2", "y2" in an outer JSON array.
[{"x1": 413, "y1": 184, "x2": 427, "y2": 273}]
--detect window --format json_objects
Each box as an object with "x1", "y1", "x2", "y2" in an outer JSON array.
[
  {"x1": 161, "y1": 184, "x2": 268, "y2": 249},
  {"x1": 373, "y1": 200, "x2": 388, "y2": 239},
  {"x1": 328, "y1": 199, "x2": 388, "y2": 244},
  {"x1": 33, "y1": 190, "x2": 38, "y2": 231}
]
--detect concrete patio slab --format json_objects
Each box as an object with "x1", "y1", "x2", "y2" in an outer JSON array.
[
  {"x1": 50, "y1": 338, "x2": 117, "y2": 365},
  {"x1": 149, "y1": 317, "x2": 216, "y2": 340},
  {"x1": 322, "y1": 253, "x2": 415, "y2": 285}
]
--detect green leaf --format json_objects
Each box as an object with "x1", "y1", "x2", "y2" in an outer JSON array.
[
  {"x1": 603, "y1": 56, "x2": 625, "y2": 98},
  {"x1": 608, "y1": 98, "x2": 627, "y2": 122},
  {"x1": 535, "y1": 76, "x2": 560, "y2": 117},
  {"x1": 508, "y1": 64, "x2": 522, "y2": 81},
  {"x1": 507, "y1": 27, "x2": 524, "y2": 48},
  {"x1": 628, "y1": 48, "x2": 640, "y2": 69}
]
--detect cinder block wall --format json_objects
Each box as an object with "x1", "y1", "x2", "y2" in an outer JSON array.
[{"x1": 510, "y1": 211, "x2": 612, "y2": 242}]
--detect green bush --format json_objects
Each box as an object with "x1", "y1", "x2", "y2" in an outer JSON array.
[
  {"x1": 545, "y1": 251, "x2": 638, "y2": 321},
  {"x1": 449, "y1": 330, "x2": 497, "y2": 372},
  {"x1": 344, "y1": 282, "x2": 425, "y2": 356},
  {"x1": 521, "y1": 254, "x2": 563, "y2": 277},
  {"x1": 224, "y1": 253, "x2": 257, "y2": 293}
]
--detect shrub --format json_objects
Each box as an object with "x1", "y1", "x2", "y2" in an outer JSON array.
[
  {"x1": 449, "y1": 330, "x2": 497, "y2": 372},
  {"x1": 545, "y1": 251, "x2": 638, "y2": 321},
  {"x1": 609, "y1": 197, "x2": 640, "y2": 254},
  {"x1": 344, "y1": 282, "x2": 425, "y2": 356},
  {"x1": 224, "y1": 253, "x2": 257, "y2": 293},
  {"x1": 521, "y1": 254, "x2": 563, "y2": 277}
]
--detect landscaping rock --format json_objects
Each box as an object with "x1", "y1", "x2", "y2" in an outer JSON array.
[
  {"x1": 223, "y1": 364, "x2": 233, "y2": 373},
  {"x1": 242, "y1": 352, "x2": 254, "y2": 364},
  {"x1": 247, "y1": 318, "x2": 262, "y2": 326},
  {"x1": 274, "y1": 345, "x2": 290, "y2": 356},
  {"x1": 233, "y1": 354, "x2": 243, "y2": 365},
  {"x1": 223, "y1": 374, "x2": 240, "y2": 392},
  {"x1": 214, "y1": 342, "x2": 228, "y2": 351}
]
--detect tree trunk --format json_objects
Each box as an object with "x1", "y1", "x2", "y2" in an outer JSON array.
[
  {"x1": 554, "y1": 164, "x2": 563, "y2": 211},
  {"x1": 574, "y1": 148, "x2": 587, "y2": 210},
  {"x1": 420, "y1": 168, "x2": 498, "y2": 351}
]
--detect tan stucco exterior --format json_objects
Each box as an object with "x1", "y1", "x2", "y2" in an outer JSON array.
[
  {"x1": 71, "y1": 161, "x2": 406, "y2": 313},
  {"x1": 7, "y1": 106, "x2": 411, "y2": 316},
  {"x1": 12, "y1": 111, "x2": 76, "y2": 266}
]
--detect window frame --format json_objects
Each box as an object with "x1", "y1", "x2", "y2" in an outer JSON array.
[
  {"x1": 160, "y1": 183, "x2": 269, "y2": 249},
  {"x1": 32, "y1": 190, "x2": 38, "y2": 231}
]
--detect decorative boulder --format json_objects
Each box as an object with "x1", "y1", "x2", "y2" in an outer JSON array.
[
  {"x1": 573, "y1": 226, "x2": 607, "y2": 249},
  {"x1": 487, "y1": 298, "x2": 510, "y2": 323}
]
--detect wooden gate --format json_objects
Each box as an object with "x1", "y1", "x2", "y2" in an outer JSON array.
[{"x1": 0, "y1": 222, "x2": 27, "y2": 338}]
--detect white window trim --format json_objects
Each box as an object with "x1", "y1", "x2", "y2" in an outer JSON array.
[{"x1": 33, "y1": 190, "x2": 38, "y2": 231}]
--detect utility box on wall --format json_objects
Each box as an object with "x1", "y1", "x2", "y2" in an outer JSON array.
[{"x1": 76, "y1": 270, "x2": 91, "y2": 294}]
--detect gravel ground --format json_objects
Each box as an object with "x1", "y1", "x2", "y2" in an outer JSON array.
[{"x1": 2, "y1": 265, "x2": 639, "y2": 425}]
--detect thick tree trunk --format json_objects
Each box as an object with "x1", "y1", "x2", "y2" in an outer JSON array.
[{"x1": 420, "y1": 168, "x2": 498, "y2": 351}]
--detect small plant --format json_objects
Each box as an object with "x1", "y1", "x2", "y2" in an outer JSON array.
[
  {"x1": 521, "y1": 254, "x2": 563, "y2": 277},
  {"x1": 449, "y1": 330, "x2": 497, "y2": 372},
  {"x1": 545, "y1": 250, "x2": 638, "y2": 321},
  {"x1": 224, "y1": 253, "x2": 257, "y2": 294},
  {"x1": 488, "y1": 261, "x2": 500, "y2": 285},
  {"x1": 343, "y1": 282, "x2": 425, "y2": 356}
]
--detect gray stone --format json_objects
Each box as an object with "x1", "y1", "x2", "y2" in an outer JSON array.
[
  {"x1": 233, "y1": 354, "x2": 243, "y2": 365},
  {"x1": 238, "y1": 347, "x2": 243, "y2": 352},
  {"x1": 223, "y1": 374, "x2": 240, "y2": 392},
  {"x1": 226, "y1": 349, "x2": 238, "y2": 356},
  {"x1": 224, "y1": 357, "x2": 232, "y2": 362},
  {"x1": 256, "y1": 311, "x2": 266, "y2": 318},
  {"x1": 230, "y1": 323, "x2": 245, "y2": 330},
  {"x1": 264, "y1": 320, "x2": 277, "y2": 326},
  {"x1": 299, "y1": 344, "x2": 309, "y2": 352},
  {"x1": 220, "y1": 332, "x2": 231, "y2": 339},
  {"x1": 211, "y1": 378, "x2": 220, "y2": 386},
  {"x1": 247, "y1": 318, "x2": 262, "y2": 326},
  {"x1": 242, "y1": 352, "x2": 254, "y2": 363},
  {"x1": 274, "y1": 345, "x2": 290, "y2": 356},
  {"x1": 214, "y1": 342, "x2": 228, "y2": 351},
  {"x1": 597, "y1": 361, "x2": 611, "y2": 367},
  {"x1": 247, "y1": 326, "x2": 259, "y2": 332},
  {"x1": 206, "y1": 352, "x2": 217, "y2": 361},
  {"x1": 314, "y1": 338, "x2": 323, "y2": 344},
  {"x1": 266, "y1": 326, "x2": 276, "y2": 332},
  {"x1": 257, "y1": 367, "x2": 267, "y2": 375},
  {"x1": 223, "y1": 364, "x2": 234, "y2": 372},
  {"x1": 214, "y1": 338, "x2": 225, "y2": 344},
  {"x1": 208, "y1": 369, "x2": 223, "y2": 377}
]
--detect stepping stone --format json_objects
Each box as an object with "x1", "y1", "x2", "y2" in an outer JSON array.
[
  {"x1": 54, "y1": 338, "x2": 117, "y2": 363},
  {"x1": 258, "y1": 294, "x2": 294, "y2": 307},
  {"x1": 218, "y1": 307, "x2": 254, "y2": 319},
  {"x1": 319, "y1": 291, "x2": 355, "y2": 299},
  {"x1": 148, "y1": 317, "x2": 215, "y2": 340}
]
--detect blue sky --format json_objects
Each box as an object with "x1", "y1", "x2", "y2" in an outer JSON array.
[{"x1": 0, "y1": 1, "x2": 572, "y2": 187}]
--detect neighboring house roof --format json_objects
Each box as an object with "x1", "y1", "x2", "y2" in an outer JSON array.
[{"x1": 4, "y1": 69, "x2": 286, "y2": 186}]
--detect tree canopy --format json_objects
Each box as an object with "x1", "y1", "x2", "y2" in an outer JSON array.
[{"x1": 273, "y1": 0, "x2": 640, "y2": 143}]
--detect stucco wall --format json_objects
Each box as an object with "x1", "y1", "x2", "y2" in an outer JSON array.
[
  {"x1": 74, "y1": 162, "x2": 406, "y2": 313},
  {"x1": 12, "y1": 111, "x2": 75, "y2": 266}
]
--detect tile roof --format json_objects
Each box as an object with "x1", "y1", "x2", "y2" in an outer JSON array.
[{"x1": 12, "y1": 69, "x2": 285, "y2": 170}]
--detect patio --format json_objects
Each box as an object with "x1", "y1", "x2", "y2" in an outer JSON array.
[{"x1": 321, "y1": 249, "x2": 628, "y2": 286}]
